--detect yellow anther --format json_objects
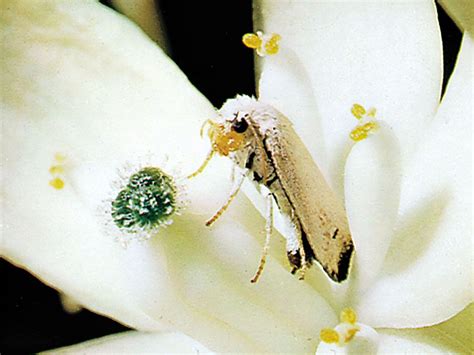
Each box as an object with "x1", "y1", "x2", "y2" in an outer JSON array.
[
  {"x1": 367, "y1": 107, "x2": 377, "y2": 117},
  {"x1": 320, "y1": 328, "x2": 340, "y2": 344},
  {"x1": 351, "y1": 103, "x2": 366, "y2": 119},
  {"x1": 54, "y1": 153, "x2": 67, "y2": 163},
  {"x1": 49, "y1": 153, "x2": 67, "y2": 189},
  {"x1": 350, "y1": 126, "x2": 368, "y2": 141},
  {"x1": 362, "y1": 121, "x2": 378, "y2": 132},
  {"x1": 344, "y1": 327, "x2": 360, "y2": 343},
  {"x1": 242, "y1": 31, "x2": 281, "y2": 57},
  {"x1": 242, "y1": 33, "x2": 262, "y2": 49},
  {"x1": 264, "y1": 33, "x2": 281, "y2": 55},
  {"x1": 49, "y1": 177, "x2": 65, "y2": 190},
  {"x1": 340, "y1": 308, "x2": 357, "y2": 325},
  {"x1": 349, "y1": 114, "x2": 379, "y2": 142},
  {"x1": 49, "y1": 165, "x2": 64, "y2": 175}
]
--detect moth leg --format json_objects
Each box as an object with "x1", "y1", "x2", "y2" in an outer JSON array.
[
  {"x1": 250, "y1": 193, "x2": 273, "y2": 283},
  {"x1": 230, "y1": 163, "x2": 236, "y2": 183},
  {"x1": 205, "y1": 174, "x2": 245, "y2": 226}
]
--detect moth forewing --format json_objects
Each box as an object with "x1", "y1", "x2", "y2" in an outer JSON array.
[{"x1": 265, "y1": 111, "x2": 353, "y2": 282}]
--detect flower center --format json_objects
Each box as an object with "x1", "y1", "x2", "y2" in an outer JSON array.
[
  {"x1": 317, "y1": 308, "x2": 379, "y2": 354},
  {"x1": 48, "y1": 153, "x2": 67, "y2": 189},
  {"x1": 110, "y1": 167, "x2": 178, "y2": 235},
  {"x1": 242, "y1": 31, "x2": 281, "y2": 57},
  {"x1": 349, "y1": 103, "x2": 379, "y2": 142}
]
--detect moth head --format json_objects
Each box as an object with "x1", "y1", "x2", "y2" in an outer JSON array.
[
  {"x1": 204, "y1": 112, "x2": 249, "y2": 156},
  {"x1": 187, "y1": 112, "x2": 250, "y2": 179}
]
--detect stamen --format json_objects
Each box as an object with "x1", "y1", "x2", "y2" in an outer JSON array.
[
  {"x1": 350, "y1": 122, "x2": 379, "y2": 141},
  {"x1": 340, "y1": 307, "x2": 357, "y2": 325},
  {"x1": 242, "y1": 33, "x2": 262, "y2": 49},
  {"x1": 320, "y1": 328, "x2": 340, "y2": 344},
  {"x1": 316, "y1": 307, "x2": 379, "y2": 354},
  {"x1": 242, "y1": 31, "x2": 281, "y2": 57},
  {"x1": 49, "y1": 177, "x2": 65, "y2": 190},
  {"x1": 351, "y1": 103, "x2": 366, "y2": 119},
  {"x1": 367, "y1": 107, "x2": 377, "y2": 117},
  {"x1": 349, "y1": 103, "x2": 379, "y2": 142},
  {"x1": 48, "y1": 165, "x2": 64, "y2": 175},
  {"x1": 344, "y1": 328, "x2": 359, "y2": 343},
  {"x1": 49, "y1": 153, "x2": 67, "y2": 190},
  {"x1": 264, "y1": 34, "x2": 281, "y2": 55}
]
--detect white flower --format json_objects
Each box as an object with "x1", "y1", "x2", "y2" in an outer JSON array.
[{"x1": 1, "y1": 0, "x2": 472, "y2": 353}]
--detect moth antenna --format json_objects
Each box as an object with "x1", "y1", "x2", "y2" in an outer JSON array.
[
  {"x1": 187, "y1": 149, "x2": 215, "y2": 179},
  {"x1": 205, "y1": 174, "x2": 245, "y2": 226},
  {"x1": 251, "y1": 193, "x2": 273, "y2": 283}
]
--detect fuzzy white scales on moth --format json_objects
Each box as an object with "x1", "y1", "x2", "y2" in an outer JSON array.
[{"x1": 189, "y1": 95, "x2": 354, "y2": 283}]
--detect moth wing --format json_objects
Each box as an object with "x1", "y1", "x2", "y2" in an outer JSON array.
[{"x1": 267, "y1": 112, "x2": 353, "y2": 282}]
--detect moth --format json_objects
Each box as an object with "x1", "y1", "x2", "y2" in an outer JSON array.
[{"x1": 189, "y1": 95, "x2": 353, "y2": 283}]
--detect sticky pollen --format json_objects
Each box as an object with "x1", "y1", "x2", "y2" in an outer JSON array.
[
  {"x1": 349, "y1": 103, "x2": 379, "y2": 142},
  {"x1": 242, "y1": 31, "x2": 281, "y2": 57},
  {"x1": 49, "y1": 153, "x2": 67, "y2": 190},
  {"x1": 351, "y1": 104, "x2": 366, "y2": 119},
  {"x1": 49, "y1": 177, "x2": 65, "y2": 190},
  {"x1": 242, "y1": 33, "x2": 262, "y2": 49},
  {"x1": 207, "y1": 121, "x2": 245, "y2": 156},
  {"x1": 320, "y1": 328, "x2": 340, "y2": 344},
  {"x1": 340, "y1": 307, "x2": 357, "y2": 325}
]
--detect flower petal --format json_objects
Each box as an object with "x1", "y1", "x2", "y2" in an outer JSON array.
[
  {"x1": 377, "y1": 303, "x2": 473, "y2": 354},
  {"x1": 1, "y1": 1, "x2": 336, "y2": 352},
  {"x1": 356, "y1": 33, "x2": 473, "y2": 328},
  {"x1": 344, "y1": 124, "x2": 401, "y2": 291},
  {"x1": 45, "y1": 331, "x2": 214, "y2": 354},
  {"x1": 255, "y1": 0, "x2": 442, "y2": 195},
  {"x1": 111, "y1": 0, "x2": 168, "y2": 50}
]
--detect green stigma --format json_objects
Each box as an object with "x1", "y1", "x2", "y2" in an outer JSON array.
[{"x1": 111, "y1": 167, "x2": 177, "y2": 234}]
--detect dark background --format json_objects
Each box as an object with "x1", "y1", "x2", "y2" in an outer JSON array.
[{"x1": 1, "y1": 1, "x2": 462, "y2": 353}]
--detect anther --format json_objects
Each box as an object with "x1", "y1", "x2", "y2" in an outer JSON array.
[
  {"x1": 242, "y1": 31, "x2": 281, "y2": 57},
  {"x1": 320, "y1": 328, "x2": 340, "y2": 344}
]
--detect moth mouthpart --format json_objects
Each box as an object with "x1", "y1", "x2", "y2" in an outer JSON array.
[{"x1": 242, "y1": 31, "x2": 281, "y2": 57}]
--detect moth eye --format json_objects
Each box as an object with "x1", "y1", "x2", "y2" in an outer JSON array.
[{"x1": 231, "y1": 119, "x2": 249, "y2": 133}]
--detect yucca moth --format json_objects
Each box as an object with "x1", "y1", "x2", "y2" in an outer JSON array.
[{"x1": 190, "y1": 95, "x2": 353, "y2": 283}]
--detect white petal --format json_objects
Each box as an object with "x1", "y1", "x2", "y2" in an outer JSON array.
[
  {"x1": 344, "y1": 124, "x2": 401, "y2": 291},
  {"x1": 111, "y1": 0, "x2": 168, "y2": 50},
  {"x1": 1, "y1": 2, "x2": 336, "y2": 352},
  {"x1": 44, "y1": 331, "x2": 214, "y2": 354},
  {"x1": 356, "y1": 34, "x2": 473, "y2": 328},
  {"x1": 377, "y1": 304, "x2": 473, "y2": 354},
  {"x1": 438, "y1": 0, "x2": 474, "y2": 32},
  {"x1": 255, "y1": 0, "x2": 442, "y2": 196}
]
